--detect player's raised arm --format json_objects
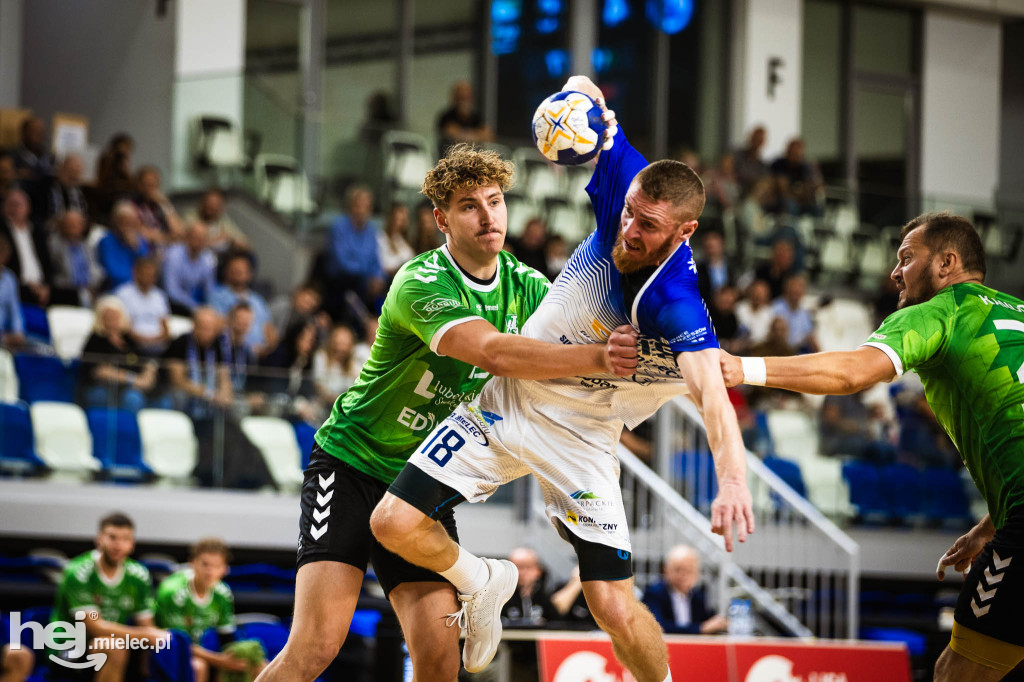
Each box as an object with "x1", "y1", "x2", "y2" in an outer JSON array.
[
  {"x1": 675, "y1": 347, "x2": 755, "y2": 552},
  {"x1": 437, "y1": 319, "x2": 638, "y2": 379},
  {"x1": 720, "y1": 346, "x2": 897, "y2": 395}
]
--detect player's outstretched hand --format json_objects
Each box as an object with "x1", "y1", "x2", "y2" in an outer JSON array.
[
  {"x1": 604, "y1": 324, "x2": 638, "y2": 376},
  {"x1": 719, "y1": 350, "x2": 743, "y2": 387},
  {"x1": 936, "y1": 521, "x2": 994, "y2": 580},
  {"x1": 562, "y1": 75, "x2": 617, "y2": 150},
  {"x1": 710, "y1": 480, "x2": 755, "y2": 552}
]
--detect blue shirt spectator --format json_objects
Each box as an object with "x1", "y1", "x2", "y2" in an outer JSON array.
[
  {"x1": 209, "y1": 253, "x2": 277, "y2": 355},
  {"x1": 770, "y1": 274, "x2": 819, "y2": 353},
  {"x1": 98, "y1": 201, "x2": 151, "y2": 290},
  {"x1": 163, "y1": 224, "x2": 217, "y2": 311},
  {"x1": 0, "y1": 267, "x2": 24, "y2": 339},
  {"x1": 327, "y1": 212, "x2": 383, "y2": 280}
]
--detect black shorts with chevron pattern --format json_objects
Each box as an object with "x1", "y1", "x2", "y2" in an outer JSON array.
[
  {"x1": 296, "y1": 445, "x2": 459, "y2": 597},
  {"x1": 954, "y1": 507, "x2": 1024, "y2": 646}
]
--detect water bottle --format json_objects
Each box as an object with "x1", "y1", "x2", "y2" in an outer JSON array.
[{"x1": 728, "y1": 598, "x2": 754, "y2": 636}]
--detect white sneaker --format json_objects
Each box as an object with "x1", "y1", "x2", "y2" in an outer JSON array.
[{"x1": 445, "y1": 557, "x2": 518, "y2": 673}]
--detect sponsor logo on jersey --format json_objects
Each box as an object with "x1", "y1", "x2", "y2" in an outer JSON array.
[
  {"x1": 468, "y1": 405, "x2": 503, "y2": 426},
  {"x1": 412, "y1": 294, "x2": 461, "y2": 322},
  {"x1": 669, "y1": 326, "x2": 708, "y2": 345},
  {"x1": 570, "y1": 490, "x2": 615, "y2": 508},
  {"x1": 870, "y1": 332, "x2": 886, "y2": 340},
  {"x1": 448, "y1": 412, "x2": 488, "y2": 446},
  {"x1": 505, "y1": 314, "x2": 519, "y2": 334},
  {"x1": 397, "y1": 406, "x2": 437, "y2": 432},
  {"x1": 570, "y1": 489, "x2": 599, "y2": 500},
  {"x1": 565, "y1": 510, "x2": 617, "y2": 531}
]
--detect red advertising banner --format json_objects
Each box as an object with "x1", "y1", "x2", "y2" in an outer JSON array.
[{"x1": 537, "y1": 634, "x2": 911, "y2": 682}]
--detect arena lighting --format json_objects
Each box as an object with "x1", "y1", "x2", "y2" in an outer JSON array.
[
  {"x1": 645, "y1": 0, "x2": 695, "y2": 34},
  {"x1": 602, "y1": 0, "x2": 630, "y2": 27}
]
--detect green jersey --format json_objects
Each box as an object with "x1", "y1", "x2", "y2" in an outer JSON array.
[
  {"x1": 155, "y1": 570, "x2": 236, "y2": 644},
  {"x1": 315, "y1": 245, "x2": 550, "y2": 483},
  {"x1": 864, "y1": 282, "x2": 1024, "y2": 528},
  {"x1": 52, "y1": 551, "x2": 154, "y2": 625}
]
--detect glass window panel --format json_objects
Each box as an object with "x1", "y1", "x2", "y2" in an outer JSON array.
[
  {"x1": 801, "y1": 0, "x2": 842, "y2": 166},
  {"x1": 853, "y1": 5, "x2": 913, "y2": 76},
  {"x1": 326, "y1": 0, "x2": 397, "y2": 38}
]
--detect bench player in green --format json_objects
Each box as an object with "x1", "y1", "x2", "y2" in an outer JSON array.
[
  {"x1": 721, "y1": 212, "x2": 1024, "y2": 681},
  {"x1": 155, "y1": 538, "x2": 263, "y2": 682},
  {"x1": 51, "y1": 513, "x2": 168, "y2": 682},
  {"x1": 257, "y1": 144, "x2": 637, "y2": 682}
]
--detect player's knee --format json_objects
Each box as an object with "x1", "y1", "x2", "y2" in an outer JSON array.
[
  {"x1": 281, "y1": 637, "x2": 343, "y2": 676},
  {"x1": 370, "y1": 494, "x2": 421, "y2": 550},
  {"x1": 587, "y1": 587, "x2": 636, "y2": 637},
  {"x1": 191, "y1": 656, "x2": 209, "y2": 682}
]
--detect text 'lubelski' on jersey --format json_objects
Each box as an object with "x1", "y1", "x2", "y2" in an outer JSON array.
[{"x1": 315, "y1": 246, "x2": 550, "y2": 484}]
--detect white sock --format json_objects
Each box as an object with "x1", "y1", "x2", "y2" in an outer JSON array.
[{"x1": 439, "y1": 546, "x2": 489, "y2": 595}]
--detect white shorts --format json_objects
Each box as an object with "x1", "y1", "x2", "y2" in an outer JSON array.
[{"x1": 406, "y1": 376, "x2": 631, "y2": 552}]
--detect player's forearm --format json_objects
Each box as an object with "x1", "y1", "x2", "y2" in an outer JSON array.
[
  {"x1": 482, "y1": 334, "x2": 604, "y2": 379},
  {"x1": 699, "y1": 393, "x2": 747, "y2": 484},
  {"x1": 761, "y1": 352, "x2": 868, "y2": 395}
]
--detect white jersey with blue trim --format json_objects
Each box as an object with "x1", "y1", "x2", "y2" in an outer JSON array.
[{"x1": 519, "y1": 129, "x2": 718, "y2": 429}]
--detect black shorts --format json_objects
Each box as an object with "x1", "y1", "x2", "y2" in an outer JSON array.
[
  {"x1": 952, "y1": 507, "x2": 1024, "y2": 663},
  {"x1": 297, "y1": 446, "x2": 459, "y2": 597}
]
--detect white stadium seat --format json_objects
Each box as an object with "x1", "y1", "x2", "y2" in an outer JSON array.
[
  {"x1": 240, "y1": 416, "x2": 304, "y2": 491},
  {"x1": 30, "y1": 401, "x2": 98, "y2": 479},
  {"x1": 801, "y1": 455, "x2": 856, "y2": 522},
  {"x1": 766, "y1": 409, "x2": 820, "y2": 464},
  {"x1": 137, "y1": 409, "x2": 198, "y2": 482},
  {"x1": 0, "y1": 348, "x2": 18, "y2": 404},
  {"x1": 168, "y1": 315, "x2": 194, "y2": 340},
  {"x1": 47, "y1": 305, "x2": 95, "y2": 361}
]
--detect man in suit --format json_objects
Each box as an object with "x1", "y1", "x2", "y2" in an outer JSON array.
[
  {"x1": 642, "y1": 545, "x2": 728, "y2": 635},
  {"x1": 0, "y1": 188, "x2": 52, "y2": 306}
]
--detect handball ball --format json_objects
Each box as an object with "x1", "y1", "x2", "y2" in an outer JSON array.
[{"x1": 531, "y1": 90, "x2": 606, "y2": 166}]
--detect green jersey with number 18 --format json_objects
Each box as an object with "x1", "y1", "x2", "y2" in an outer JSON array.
[
  {"x1": 314, "y1": 244, "x2": 550, "y2": 484},
  {"x1": 863, "y1": 282, "x2": 1024, "y2": 528}
]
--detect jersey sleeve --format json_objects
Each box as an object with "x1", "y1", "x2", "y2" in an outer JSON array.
[
  {"x1": 861, "y1": 299, "x2": 951, "y2": 376},
  {"x1": 154, "y1": 579, "x2": 183, "y2": 630},
  {"x1": 132, "y1": 567, "x2": 155, "y2": 619},
  {"x1": 517, "y1": 264, "x2": 552, "y2": 322},
  {"x1": 60, "y1": 568, "x2": 98, "y2": 616},
  {"x1": 386, "y1": 270, "x2": 483, "y2": 355},
  {"x1": 657, "y1": 294, "x2": 720, "y2": 353},
  {"x1": 215, "y1": 585, "x2": 236, "y2": 633},
  {"x1": 585, "y1": 128, "x2": 649, "y2": 245}
]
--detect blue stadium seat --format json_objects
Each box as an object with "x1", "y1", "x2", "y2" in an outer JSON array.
[
  {"x1": 225, "y1": 564, "x2": 296, "y2": 592},
  {"x1": 20, "y1": 304, "x2": 50, "y2": 342},
  {"x1": 349, "y1": 609, "x2": 382, "y2": 638},
  {"x1": 859, "y1": 627, "x2": 927, "y2": 657},
  {"x1": 673, "y1": 451, "x2": 718, "y2": 511},
  {"x1": 86, "y1": 408, "x2": 150, "y2": 480},
  {"x1": 149, "y1": 629, "x2": 196, "y2": 682},
  {"x1": 880, "y1": 463, "x2": 923, "y2": 521},
  {"x1": 763, "y1": 455, "x2": 807, "y2": 497},
  {"x1": 921, "y1": 467, "x2": 971, "y2": 525},
  {"x1": 841, "y1": 461, "x2": 888, "y2": 521},
  {"x1": 0, "y1": 403, "x2": 44, "y2": 474},
  {"x1": 237, "y1": 621, "x2": 289, "y2": 660},
  {"x1": 14, "y1": 355, "x2": 77, "y2": 403},
  {"x1": 293, "y1": 421, "x2": 316, "y2": 469}
]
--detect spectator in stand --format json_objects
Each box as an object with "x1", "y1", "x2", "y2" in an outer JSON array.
[
  {"x1": 269, "y1": 283, "x2": 327, "y2": 346},
  {"x1": 502, "y1": 548, "x2": 560, "y2": 627},
  {"x1": 325, "y1": 185, "x2": 384, "y2": 320},
  {"x1": 677, "y1": 148, "x2": 703, "y2": 176},
  {"x1": 710, "y1": 285, "x2": 743, "y2": 354},
  {"x1": 733, "y1": 125, "x2": 768, "y2": 198},
  {"x1": 98, "y1": 201, "x2": 151, "y2": 290},
  {"x1": 0, "y1": 235, "x2": 26, "y2": 349},
  {"x1": 770, "y1": 274, "x2": 819, "y2": 353},
  {"x1": 155, "y1": 538, "x2": 262, "y2": 682},
  {"x1": 754, "y1": 239, "x2": 799, "y2": 300},
  {"x1": 209, "y1": 252, "x2": 277, "y2": 358},
  {"x1": 735, "y1": 279, "x2": 773, "y2": 347},
  {"x1": 511, "y1": 217, "x2": 551, "y2": 279},
  {"x1": 0, "y1": 189, "x2": 51, "y2": 306},
  {"x1": 80, "y1": 296, "x2": 160, "y2": 412},
  {"x1": 115, "y1": 257, "x2": 171, "y2": 355},
  {"x1": 96, "y1": 133, "x2": 135, "y2": 218},
  {"x1": 695, "y1": 230, "x2": 732, "y2": 302},
  {"x1": 705, "y1": 154, "x2": 740, "y2": 212},
  {"x1": 45, "y1": 154, "x2": 88, "y2": 224},
  {"x1": 133, "y1": 166, "x2": 184, "y2": 245},
  {"x1": 259, "y1": 317, "x2": 318, "y2": 424},
  {"x1": 13, "y1": 116, "x2": 54, "y2": 183},
  {"x1": 359, "y1": 91, "x2": 398, "y2": 147},
  {"x1": 50, "y1": 513, "x2": 169, "y2": 680},
  {"x1": 413, "y1": 202, "x2": 441, "y2": 254},
  {"x1": 48, "y1": 209, "x2": 102, "y2": 306},
  {"x1": 770, "y1": 138, "x2": 823, "y2": 216},
  {"x1": 0, "y1": 153, "x2": 16, "y2": 205},
  {"x1": 313, "y1": 324, "x2": 363, "y2": 409},
  {"x1": 377, "y1": 202, "x2": 415, "y2": 282},
  {"x1": 436, "y1": 80, "x2": 493, "y2": 157},
  {"x1": 224, "y1": 302, "x2": 259, "y2": 398},
  {"x1": 184, "y1": 188, "x2": 249, "y2": 253},
  {"x1": 642, "y1": 545, "x2": 728, "y2": 635},
  {"x1": 549, "y1": 566, "x2": 598, "y2": 628},
  {"x1": 163, "y1": 221, "x2": 217, "y2": 314},
  {"x1": 750, "y1": 316, "x2": 795, "y2": 358},
  {"x1": 820, "y1": 390, "x2": 897, "y2": 463},
  {"x1": 545, "y1": 235, "x2": 568, "y2": 279}
]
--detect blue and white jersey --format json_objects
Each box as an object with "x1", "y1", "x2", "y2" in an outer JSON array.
[{"x1": 520, "y1": 129, "x2": 718, "y2": 428}]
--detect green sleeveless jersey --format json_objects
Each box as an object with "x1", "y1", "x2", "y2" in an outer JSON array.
[
  {"x1": 315, "y1": 245, "x2": 550, "y2": 484},
  {"x1": 155, "y1": 570, "x2": 235, "y2": 644},
  {"x1": 53, "y1": 551, "x2": 154, "y2": 625},
  {"x1": 863, "y1": 283, "x2": 1024, "y2": 528}
]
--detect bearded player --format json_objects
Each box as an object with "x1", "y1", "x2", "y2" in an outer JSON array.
[
  {"x1": 372, "y1": 75, "x2": 754, "y2": 682},
  {"x1": 720, "y1": 212, "x2": 1024, "y2": 681},
  {"x1": 256, "y1": 144, "x2": 637, "y2": 682}
]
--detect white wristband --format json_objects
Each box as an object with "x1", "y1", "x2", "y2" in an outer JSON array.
[{"x1": 740, "y1": 357, "x2": 767, "y2": 386}]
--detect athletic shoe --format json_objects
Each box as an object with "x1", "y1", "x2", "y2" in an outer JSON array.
[{"x1": 446, "y1": 557, "x2": 518, "y2": 673}]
